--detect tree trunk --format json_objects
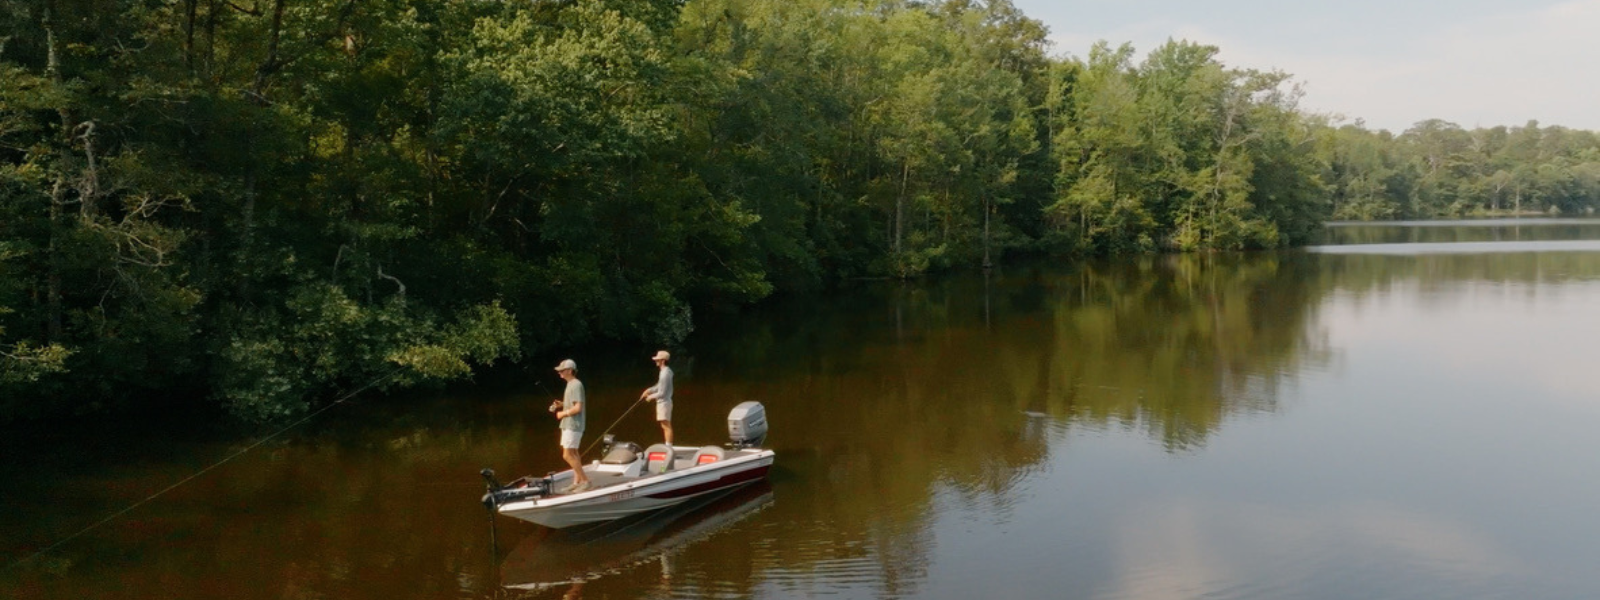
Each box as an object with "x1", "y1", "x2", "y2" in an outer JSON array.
[
  {"x1": 237, "y1": 168, "x2": 256, "y2": 298},
  {"x1": 47, "y1": 178, "x2": 65, "y2": 340},
  {"x1": 77, "y1": 122, "x2": 99, "y2": 219},
  {"x1": 44, "y1": 0, "x2": 73, "y2": 129},
  {"x1": 43, "y1": 0, "x2": 69, "y2": 340},
  {"x1": 184, "y1": 0, "x2": 198, "y2": 72},
  {"x1": 895, "y1": 159, "x2": 908, "y2": 255},
  {"x1": 204, "y1": 0, "x2": 218, "y2": 78},
  {"x1": 251, "y1": 0, "x2": 286, "y2": 100},
  {"x1": 44, "y1": 0, "x2": 61, "y2": 78},
  {"x1": 982, "y1": 194, "x2": 992, "y2": 269},
  {"x1": 236, "y1": 0, "x2": 284, "y2": 297}
]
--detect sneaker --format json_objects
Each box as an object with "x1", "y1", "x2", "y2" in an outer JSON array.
[{"x1": 567, "y1": 481, "x2": 591, "y2": 493}]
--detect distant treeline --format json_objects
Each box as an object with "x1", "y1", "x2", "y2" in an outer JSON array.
[
  {"x1": 2, "y1": 0, "x2": 1597, "y2": 420},
  {"x1": 1325, "y1": 120, "x2": 1600, "y2": 220}
]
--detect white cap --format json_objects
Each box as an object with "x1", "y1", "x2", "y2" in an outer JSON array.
[
  {"x1": 554, "y1": 359, "x2": 577, "y2": 372},
  {"x1": 652, "y1": 350, "x2": 671, "y2": 361}
]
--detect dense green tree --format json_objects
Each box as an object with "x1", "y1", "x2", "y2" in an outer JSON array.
[
  {"x1": 1319, "y1": 118, "x2": 1600, "y2": 219},
  {"x1": 2, "y1": 0, "x2": 1594, "y2": 421},
  {"x1": 1047, "y1": 40, "x2": 1322, "y2": 252}
]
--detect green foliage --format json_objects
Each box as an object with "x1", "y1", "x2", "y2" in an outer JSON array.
[
  {"x1": 1047, "y1": 41, "x2": 1322, "y2": 253},
  {"x1": 1322, "y1": 119, "x2": 1600, "y2": 220},
  {"x1": 217, "y1": 287, "x2": 519, "y2": 421},
  {"x1": 1, "y1": 0, "x2": 1593, "y2": 422},
  {"x1": 0, "y1": 244, "x2": 71, "y2": 388}
]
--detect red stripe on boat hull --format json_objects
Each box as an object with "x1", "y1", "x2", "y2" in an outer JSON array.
[{"x1": 646, "y1": 465, "x2": 770, "y2": 499}]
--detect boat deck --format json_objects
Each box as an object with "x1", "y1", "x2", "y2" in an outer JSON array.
[{"x1": 561, "y1": 446, "x2": 757, "y2": 495}]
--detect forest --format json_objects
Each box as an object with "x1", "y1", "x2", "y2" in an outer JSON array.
[{"x1": 3, "y1": 0, "x2": 1598, "y2": 421}]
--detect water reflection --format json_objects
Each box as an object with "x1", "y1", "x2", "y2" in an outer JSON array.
[
  {"x1": 499, "y1": 483, "x2": 773, "y2": 592},
  {"x1": 1320, "y1": 218, "x2": 1600, "y2": 245},
  {"x1": 1309, "y1": 240, "x2": 1600, "y2": 254},
  {"x1": 9, "y1": 227, "x2": 1600, "y2": 599},
  {"x1": 697, "y1": 252, "x2": 1331, "y2": 454},
  {"x1": 665, "y1": 252, "x2": 1335, "y2": 596}
]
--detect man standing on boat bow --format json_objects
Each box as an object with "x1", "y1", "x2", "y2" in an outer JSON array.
[
  {"x1": 639, "y1": 350, "x2": 675, "y2": 446},
  {"x1": 550, "y1": 359, "x2": 590, "y2": 493}
]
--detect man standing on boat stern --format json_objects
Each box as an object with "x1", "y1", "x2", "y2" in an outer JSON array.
[
  {"x1": 639, "y1": 350, "x2": 674, "y2": 446},
  {"x1": 550, "y1": 359, "x2": 590, "y2": 493}
]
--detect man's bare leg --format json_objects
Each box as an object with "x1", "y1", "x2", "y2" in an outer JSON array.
[{"x1": 563, "y1": 448, "x2": 589, "y2": 486}]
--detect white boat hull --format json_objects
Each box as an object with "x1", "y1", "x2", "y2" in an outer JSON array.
[{"x1": 496, "y1": 450, "x2": 774, "y2": 529}]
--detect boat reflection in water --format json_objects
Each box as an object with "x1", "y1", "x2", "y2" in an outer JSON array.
[{"x1": 498, "y1": 482, "x2": 773, "y2": 592}]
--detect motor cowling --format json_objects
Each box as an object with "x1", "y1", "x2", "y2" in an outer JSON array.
[{"x1": 728, "y1": 401, "x2": 768, "y2": 447}]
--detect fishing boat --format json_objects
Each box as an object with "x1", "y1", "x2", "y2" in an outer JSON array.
[{"x1": 481, "y1": 401, "x2": 772, "y2": 529}]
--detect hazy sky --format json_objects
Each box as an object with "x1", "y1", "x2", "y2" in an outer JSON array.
[{"x1": 1009, "y1": 0, "x2": 1600, "y2": 132}]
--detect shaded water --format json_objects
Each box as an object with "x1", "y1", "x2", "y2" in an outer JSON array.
[{"x1": 6, "y1": 220, "x2": 1600, "y2": 599}]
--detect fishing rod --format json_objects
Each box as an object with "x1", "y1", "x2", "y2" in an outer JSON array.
[
  {"x1": 581, "y1": 396, "x2": 649, "y2": 459},
  {"x1": 539, "y1": 373, "x2": 650, "y2": 459}
]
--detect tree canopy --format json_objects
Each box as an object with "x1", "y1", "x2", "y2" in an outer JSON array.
[{"x1": 2, "y1": 0, "x2": 1595, "y2": 421}]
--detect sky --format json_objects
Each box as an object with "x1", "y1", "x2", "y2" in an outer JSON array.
[{"x1": 1009, "y1": 0, "x2": 1600, "y2": 132}]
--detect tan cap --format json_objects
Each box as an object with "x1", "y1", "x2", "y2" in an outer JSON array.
[
  {"x1": 652, "y1": 350, "x2": 671, "y2": 361},
  {"x1": 554, "y1": 359, "x2": 577, "y2": 372}
]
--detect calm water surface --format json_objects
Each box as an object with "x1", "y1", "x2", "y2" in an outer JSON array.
[{"x1": 6, "y1": 220, "x2": 1600, "y2": 599}]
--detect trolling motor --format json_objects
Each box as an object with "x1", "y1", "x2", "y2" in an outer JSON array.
[
  {"x1": 479, "y1": 468, "x2": 553, "y2": 509},
  {"x1": 479, "y1": 467, "x2": 550, "y2": 563},
  {"x1": 479, "y1": 433, "x2": 623, "y2": 510}
]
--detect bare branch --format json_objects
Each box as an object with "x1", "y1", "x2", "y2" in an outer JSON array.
[
  {"x1": 120, "y1": 194, "x2": 188, "y2": 223},
  {"x1": 222, "y1": 0, "x2": 262, "y2": 15},
  {"x1": 332, "y1": 244, "x2": 348, "y2": 277},
  {"x1": 376, "y1": 264, "x2": 406, "y2": 300},
  {"x1": 75, "y1": 121, "x2": 100, "y2": 218}
]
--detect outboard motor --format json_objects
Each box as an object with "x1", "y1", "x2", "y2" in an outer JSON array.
[{"x1": 727, "y1": 401, "x2": 768, "y2": 448}]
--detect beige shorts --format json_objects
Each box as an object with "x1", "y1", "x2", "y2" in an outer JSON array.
[
  {"x1": 655, "y1": 399, "x2": 673, "y2": 421},
  {"x1": 559, "y1": 429, "x2": 582, "y2": 450}
]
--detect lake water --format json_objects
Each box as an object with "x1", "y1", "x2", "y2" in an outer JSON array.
[{"x1": 6, "y1": 219, "x2": 1600, "y2": 599}]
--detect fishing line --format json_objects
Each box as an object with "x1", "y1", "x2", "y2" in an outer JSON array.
[
  {"x1": 4, "y1": 367, "x2": 403, "y2": 572},
  {"x1": 580, "y1": 396, "x2": 649, "y2": 459},
  {"x1": 540, "y1": 374, "x2": 649, "y2": 459}
]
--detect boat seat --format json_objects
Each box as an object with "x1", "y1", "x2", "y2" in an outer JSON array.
[
  {"x1": 692, "y1": 445, "x2": 725, "y2": 465},
  {"x1": 600, "y1": 442, "x2": 641, "y2": 465},
  {"x1": 643, "y1": 443, "x2": 675, "y2": 473}
]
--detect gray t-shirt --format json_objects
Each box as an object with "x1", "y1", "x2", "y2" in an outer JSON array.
[
  {"x1": 646, "y1": 366, "x2": 674, "y2": 403},
  {"x1": 560, "y1": 379, "x2": 586, "y2": 432}
]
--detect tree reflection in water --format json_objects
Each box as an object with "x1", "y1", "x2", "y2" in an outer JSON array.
[
  {"x1": 4, "y1": 251, "x2": 1339, "y2": 600},
  {"x1": 671, "y1": 251, "x2": 1333, "y2": 596}
]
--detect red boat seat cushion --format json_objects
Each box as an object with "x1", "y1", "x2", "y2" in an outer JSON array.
[
  {"x1": 691, "y1": 445, "x2": 725, "y2": 466},
  {"x1": 643, "y1": 443, "x2": 675, "y2": 473}
]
